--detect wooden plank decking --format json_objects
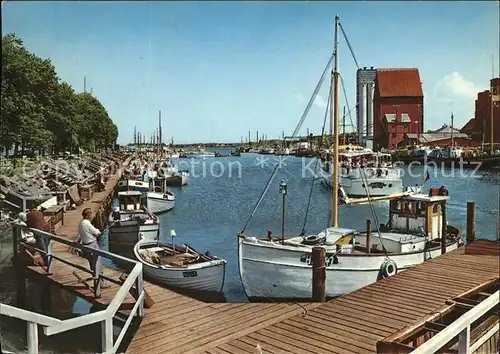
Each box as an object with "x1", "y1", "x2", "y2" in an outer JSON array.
[
  {"x1": 202, "y1": 248, "x2": 499, "y2": 354},
  {"x1": 18, "y1": 159, "x2": 499, "y2": 354}
]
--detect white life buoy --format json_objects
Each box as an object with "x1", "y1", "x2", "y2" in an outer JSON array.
[{"x1": 380, "y1": 259, "x2": 397, "y2": 278}]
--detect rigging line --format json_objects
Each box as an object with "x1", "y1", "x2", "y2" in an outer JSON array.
[
  {"x1": 240, "y1": 53, "x2": 334, "y2": 234},
  {"x1": 338, "y1": 22, "x2": 360, "y2": 70},
  {"x1": 291, "y1": 53, "x2": 335, "y2": 138},
  {"x1": 300, "y1": 83, "x2": 333, "y2": 236},
  {"x1": 240, "y1": 163, "x2": 280, "y2": 234},
  {"x1": 357, "y1": 167, "x2": 387, "y2": 254},
  {"x1": 338, "y1": 73, "x2": 357, "y2": 135}
]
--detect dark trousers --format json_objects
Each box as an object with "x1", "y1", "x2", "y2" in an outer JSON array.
[
  {"x1": 35, "y1": 235, "x2": 50, "y2": 265},
  {"x1": 82, "y1": 241, "x2": 100, "y2": 272}
]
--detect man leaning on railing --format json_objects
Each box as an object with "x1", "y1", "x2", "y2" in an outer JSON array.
[
  {"x1": 78, "y1": 208, "x2": 110, "y2": 288},
  {"x1": 26, "y1": 209, "x2": 51, "y2": 266}
]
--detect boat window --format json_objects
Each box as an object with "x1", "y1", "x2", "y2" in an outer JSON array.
[{"x1": 432, "y1": 204, "x2": 440, "y2": 214}]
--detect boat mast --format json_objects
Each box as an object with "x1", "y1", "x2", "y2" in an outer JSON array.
[
  {"x1": 331, "y1": 15, "x2": 340, "y2": 227},
  {"x1": 450, "y1": 111, "x2": 454, "y2": 147},
  {"x1": 158, "y1": 110, "x2": 162, "y2": 157},
  {"x1": 490, "y1": 81, "x2": 495, "y2": 155},
  {"x1": 342, "y1": 106, "x2": 346, "y2": 146}
]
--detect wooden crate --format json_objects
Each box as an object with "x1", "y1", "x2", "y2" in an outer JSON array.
[{"x1": 43, "y1": 205, "x2": 65, "y2": 233}]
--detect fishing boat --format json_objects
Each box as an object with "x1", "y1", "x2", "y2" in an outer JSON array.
[
  {"x1": 118, "y1": 178, "x2": 175, "y2": 214},
  {"x1": 320, "y1": 148, "x2": 405, "y2": 197},
  {"x1": 108, "y1": 191, "x2": 159, "y2": 249},
  {"x1": 134, "y1": 239, "x2": 226, "y2": 293},
  {"x1": 237, "y1": 15, "x2": 462, "y2": 301}
]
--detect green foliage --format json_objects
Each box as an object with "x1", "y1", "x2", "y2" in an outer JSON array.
[{"x1": 1, "y1": 33, "x2": 119, "y2": 154}]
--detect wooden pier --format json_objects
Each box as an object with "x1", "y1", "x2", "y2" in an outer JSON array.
[
  {"x1": 126, "y1": 244, "x2": 499, "y2": 354},
  {"x1": 8, "y1": 158, "x2": 499, "y2": 354}
]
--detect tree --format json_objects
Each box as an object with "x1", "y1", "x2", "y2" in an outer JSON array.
[{"x1": 1, "y1": 33, "x2": 119, "y2": 156}]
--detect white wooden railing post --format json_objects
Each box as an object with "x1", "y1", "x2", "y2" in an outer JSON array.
[
  {"x1": 101, "y1": 317, "x2": 113, "y2": 353},
  {"x1": 136, "y1": 267, "x2": 144, "y2": 317},
  {"x1": 458, "y1": 325, "x2": 470, "y2": 354},
  {"x1": 93, "y1": 255, "x2": 102, "y2": 298},
  {"x1": 27, "y1": 322, "x2": 39, "y2": 354},
  {"x1": 46, "y1": 237, "x2": 53, "y2": 275}
]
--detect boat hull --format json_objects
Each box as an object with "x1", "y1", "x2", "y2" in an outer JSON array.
[
  {"x1": 146, "y1": 192, "x2": 175, "y2": 214},
  {"x1": 320, "y1": 169, "x2": 404, "y2": 197},
  {"x1": 134, "y1": 243, "x2": 226, "y2": 293},
  {"x1": 109, "y1": 221, "x2": 159, "y2": 248},
  {"x1": 166, "y1": 174, "x2": 189, "y2": 186},
  {"x1": 142, "y1": 260, "x2": 226, "y2": 293},
  {"x1": 238, "y1": 236, "x2": 461, "y2": 300}
]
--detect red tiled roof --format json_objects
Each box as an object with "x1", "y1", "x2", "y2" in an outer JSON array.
[
  {"x1": 375, "y1": 68, "x2": 423, "y2": 98},
  {"x1": 461, "y1": 118, "x2": 477, "y2": 133}
]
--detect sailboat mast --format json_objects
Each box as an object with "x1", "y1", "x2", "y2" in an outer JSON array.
[
  {"x1": 158, "y1": 110, "x2": 162, "y2": 157},
  {"x1": 491, "y1": 81, "x2": 495, "y2": 155},
  {"x1": 342, "y1": 106, "x2": 346, "y2": 146},
  {"x1": 450, "y1": 111, "x2": 454, "y2": 147},
  {"x1": 331, "y1": 15, "x2": 340, "y2": 227}
]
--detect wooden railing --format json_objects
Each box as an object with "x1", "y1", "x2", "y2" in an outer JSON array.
[
  {"x1": 410, "y1": 290, "x2": 499, "y2": 354},
  {"x1": 1, "y1": 223, "x2": 145, "y2": 353}
]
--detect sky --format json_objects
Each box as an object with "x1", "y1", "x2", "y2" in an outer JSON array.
[{"x1": 2, "y1": 1, "x2": 499, "y2": 144}]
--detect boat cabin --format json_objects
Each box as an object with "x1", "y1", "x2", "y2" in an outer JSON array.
[
  {"x1": 117, "y1": 191, "x2": 147, "y2": 212},
  {"x1": 388, "y1": 189, "x2": 449, "y2": 240}
]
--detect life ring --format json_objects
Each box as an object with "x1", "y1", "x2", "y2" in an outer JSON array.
[
  {"x1": 380, "y1": 259, "x2": 397, "y2": 278},
  {"x1": 302, "y1": 235, "x2": 325, "y2": 245}
]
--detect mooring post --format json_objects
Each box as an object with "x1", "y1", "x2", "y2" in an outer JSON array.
[
  {"x1": 312, "y1": 246, "x2": 326, "y2": 302},
  {"x1": 366, "y1": 219, "x2": 372, "y2": 254},
  {"x1": 441, "y1": 203, "x2": 447, "y2": 254},
  {"x1": 466, "y1": 201, "x2": 476, "y2": 245}
]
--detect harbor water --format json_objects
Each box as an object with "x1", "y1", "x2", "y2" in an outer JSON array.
[{"x1": 0, "y1": 152, "x2": 499, "y2": 352}]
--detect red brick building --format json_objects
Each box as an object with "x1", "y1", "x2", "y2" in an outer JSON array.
[
  {"x1": 373, "y1": 68, "x2": 424, "y2": 150},
  {"x1": 461, "y1": 78, "x2": 500, "y2": 149}
]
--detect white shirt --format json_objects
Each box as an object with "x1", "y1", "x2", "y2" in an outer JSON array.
[{"x1": 78, "y1": 219, "x2": 101, "y2": 245}]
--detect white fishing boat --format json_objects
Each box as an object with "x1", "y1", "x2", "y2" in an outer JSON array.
[
  {"x1": 109, "y1": 191, "x2": 159, "y2": 248},
  {"x1": 146, "y1": 190, "x2": 175, "y2": 214},
  {"x1": 165, "y1": 170, "x2": 189, "y2": 187},
  {"x1": 134, "y1": 239, "x2": 226, "y2": 293},
  {"x1": 118, "y1": 178, "x2": 176, "y2": 214},
  {"x1": 238, "y1": 191, "x2": 462, "y2": 300},
  {"x1": 237, "y1": 16, "x2": 462, "y2": 301},
  {"x1": 320, "y1": 148, "x2": 405, "y2": 197}
]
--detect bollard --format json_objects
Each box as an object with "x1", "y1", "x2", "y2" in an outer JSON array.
[
  {"x1": 312, "y1": 247, "x2": 326, "y2": 302},
  {"x1": 466, "y1": 201, "x2": 475, "y2": 244}
]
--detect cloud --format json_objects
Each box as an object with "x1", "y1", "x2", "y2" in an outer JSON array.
[
  {"x1": 426, "y1": 72, "x2": 487, "y2": 130},
  {"x1": 313, "y1": 94, "x2": 328, "y2": 108},
  {"x1": 294, "y1": 92, "x2": 304, "y2": 101},
  {"x1": 433, "y1": 71, "x2": 482, "y2": 102}
]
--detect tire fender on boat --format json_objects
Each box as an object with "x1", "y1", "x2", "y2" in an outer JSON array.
[
  {"x1": 380, "y1": 259, "x2": 397, "y2": 278},
  {"x1": 302, "y1": 235, "x2": 325, "y2": 245}
]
